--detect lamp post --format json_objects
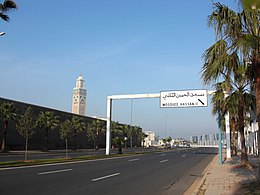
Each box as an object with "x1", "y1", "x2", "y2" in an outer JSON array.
[
  {"x1": 130, "y1": 99, "x2": 133, "y2": 148},
  {"x1": 218, "y1": 110, "x2": 223, "y2": 164},
  {"x1": 164, "y1": 115, "x2": 168, "y2": 138}
]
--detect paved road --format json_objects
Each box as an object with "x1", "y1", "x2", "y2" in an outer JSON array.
[{"x1": 0, "y1": 147, "x2": 217, "y2": 195}]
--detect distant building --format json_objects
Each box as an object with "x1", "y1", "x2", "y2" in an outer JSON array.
[
  {"x1": 190, "y1": 133, "x2": 219, "y2": 147},
  {"x1": 143, "y1": 131, "x2": 158, "y2": 147},
  {"x1": 72, "y1": 74, "x2": 87, "y2": 115}
]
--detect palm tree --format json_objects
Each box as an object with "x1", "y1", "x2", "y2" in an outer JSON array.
[
  {"x1": 162, "y1": 138, "x2": 167, "y2": 145},
  {"x1": 16, "y1": 107, "x2": 36, "y2": 161},
  {"x1": 208, "y1": 1, "x2": 260, "y2": 162},
  {"x1": 71, "y1": 116, "x2": 85, "y2": 151},
  {"x1": 121, "y1": 124, "x2": 131, "y2": 148},
  {"x1": 202, "y1": 38, "x2": 255, "y2": 165},
  {"x1": 0, "y1": 102, "x2": 16, "y2": 152},
  {"x1": 224, "y1": 93, "x2": 239, "y2": 157},
  {"x1": 239, "y1": 0, "x2": 260, "y2": 180},
  {"x1": 111, "y1": 121, "x2": 123, "y2": 149},
  {"x1": 211, "y1": 80, "x2": 255, "y2": 165},
  {"x1": 59, "y1": 119, "x2": 72, "y2": 158},
  {"x1": 140, "y1": 132, "x2": 148, "y2": 148},
  {"x1": 241, "y1": 0, "x2": 260, "y2": 11},
  {"x1": 132, "y1": 126, "x2": 143, "y2": 147},
  {"x1": 87, "y1": 119, "x2": 105, "y2": 151},
  {"x1": 0, "y1": 0, "x2": 17, "y2": 22},
  {"x1": 37, "y1": 111, "x2": 59, "y2": 151},
  {"x1": 166, "y1": 136, "x2": 172, "y2": 147}
]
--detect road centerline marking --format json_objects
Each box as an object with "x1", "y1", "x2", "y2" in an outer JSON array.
[
  {"x1": 160, "y1": 159, "x2": 168, "y2": 163},
  {"x1": 38, "y1": 168, "x2": 73, "y2": 175},
  {"x1": 91, "y1": 173, "x2": 120, "y2": 182},
  {"x1": 128, "y1": 158, "x2": 140, "y2": 162}
]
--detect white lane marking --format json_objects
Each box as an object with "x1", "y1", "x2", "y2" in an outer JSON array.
[
  {"x1": 160, "y1": 154, "x2": 166, "y2": 156},
  {"x1": 91, "y1": 173, "x2": 120, "y2": 182},
  {"x1": 160, "y1": 159, "x2": 168, "y2": 163},
  {"x1": 182, "y1": 154, "x2": 186, "y2": 157},
  {"x1": 128, "y1": 158, "x2": 140, "y2": 162},
  {"x1": 38, "y1": 168, "x2": 73, "y2": 175}
]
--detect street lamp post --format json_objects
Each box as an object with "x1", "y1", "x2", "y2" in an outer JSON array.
[
  {"x1": 164, "y1": 115, "x2": 168, "y2": 138},
  {"x1": 218, "y1": 110, "x2": 223, "y2": 164},
  {"x1": 130, "y1": 99, "x2": 133, "y2": 148}
]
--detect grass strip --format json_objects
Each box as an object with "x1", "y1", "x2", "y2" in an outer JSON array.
[{"x1": 0, "y1": 150, "x2": 163, "y2": 168}]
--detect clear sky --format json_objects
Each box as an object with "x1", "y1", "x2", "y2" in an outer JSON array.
[{"x1": 0, "y1": 0, "x2": 238, "y2": 139}]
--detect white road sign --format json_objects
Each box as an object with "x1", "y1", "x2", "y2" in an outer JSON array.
[{"x1": 160, "y1": 89, "x2": 208, "y2": 108}]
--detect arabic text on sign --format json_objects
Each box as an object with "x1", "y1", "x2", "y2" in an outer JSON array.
[{"x1": 163, "y1": 92, "x2": 205, "y2": 100}]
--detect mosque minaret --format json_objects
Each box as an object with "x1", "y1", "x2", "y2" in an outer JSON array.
[{"x1": 72, "y1": 74, "x2": 87, "y2": 115}]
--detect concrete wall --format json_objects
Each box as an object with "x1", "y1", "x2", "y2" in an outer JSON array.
[{"x1": 0, "y1": 97, "x2": 106, "y2": 150}]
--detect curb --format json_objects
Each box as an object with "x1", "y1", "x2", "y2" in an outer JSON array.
[{"x1": 184, "y1": 154, "x2": 218, "y2": 195}]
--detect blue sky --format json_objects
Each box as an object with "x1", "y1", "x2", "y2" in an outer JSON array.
[{"x1": 0, "y1": 0, "x2": 237, "y2": 139}]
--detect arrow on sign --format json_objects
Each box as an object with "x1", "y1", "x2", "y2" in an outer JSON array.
[{"x1": 198, "y1": 99, "x2": 204, "y2": 105}]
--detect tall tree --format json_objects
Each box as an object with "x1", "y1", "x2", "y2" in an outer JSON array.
[
  {"x1": 87, "y1": 119, "x2": 105, "y2": 151},
  {"x1": 211, "y1": 80, "x2": 255, "y2": 164},
  {"x1": 121, "y1": 124, "x2": 131, "y2": 148},
  {"x1": 132, "y1": 125, "x2": 143, "y2": 147},
  {"x1": 0, "y1": 102, "x2": 16, "y2": 152},
  {"x1": 202, "y1": 36, "x2": 255, "y2": 165},
  {"x1": 59, "y1": 119, "x2": 72, "y2": 158},
  {"x1": 71, "y1": 116, "x2": 85, "y2": 151},
  {"x1": 37, "y1": 111, "x2": 59, "y2": 151},
  {"x1": 111, "y1": 121, "x2": 123, "y2": 149},
  {"x1": 140, "y1": 132, "x2": 148, "y2": 148},
  {"x1": 0, "y1": 0, "x2": 17, "y2": 22},
  {"x1": 16, "y1": 107, "x2": 36, "y2": 161},
  {"x1": 166, "y1": 136, "x2": 172, "y2": 145},
  {"x1": 213, "y1": 83, "x2": 240, "y2": 156},
  {"x1": 113, "y1": 136, "x2": 124, "y2": 154},
  {"x1": 207, "y1": 1, "x2": 260, "y2": 163}
]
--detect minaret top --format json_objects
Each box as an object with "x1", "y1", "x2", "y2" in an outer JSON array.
[
  {"x1": 78, "y1": 74, "x2": 83, "y2": 80},
  {"x1": 75, "y1": 74, "x2": 85, "y2": 88}
]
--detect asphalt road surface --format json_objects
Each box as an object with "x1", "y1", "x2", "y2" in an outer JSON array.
[{"x1": 0, "y1": 147, "x2": 217, "y2": 195}]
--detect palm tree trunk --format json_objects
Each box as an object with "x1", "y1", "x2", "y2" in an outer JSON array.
[
  {"x1": 93, "y1": 137, "x2": 96, "y2": 150},
  {"x1": 25, "y1": 137, "x2": 28, "y2": 161},
  {"x1": 231, "y1": 117, "x2": 237, "y2": 156},
  {"x1": 238, "y1": 98, "x2": 249, "y2": 165},
  {"x1": 43, "y1": 128, "x2": 48, "y2": 152},
  {"x1": 65, "y1": 139, "x2": 68, "y2": 159},
  {"x1": 111, "y1": 131, "x2": 115, "y2": 149},
  {"x1": 73, "y1": 131, "x2": 77, "y2": 151},
  {"x1": 95, "y1": 130, "x2": 99, "y2": 150},
  {"x1": 73, "y1": 130, "x2": 77, "y2": 151},
  {"x1": 1, "y1": 121, "x2": 8, "y2": 152},
  {"x1": 92, "y1": 135, "x2": 97, "y2": 155}
]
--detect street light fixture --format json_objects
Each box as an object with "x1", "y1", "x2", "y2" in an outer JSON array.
[{"x1": 0, "y1": 32, "x2": 6, "y2": 36}]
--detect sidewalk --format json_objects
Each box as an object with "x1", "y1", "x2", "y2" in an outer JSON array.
[{"x1": 189, "y1": 154, "x2": 260, "y2": 195}]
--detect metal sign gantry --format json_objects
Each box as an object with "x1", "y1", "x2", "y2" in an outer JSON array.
[
  {"x1": 105, "y1": 90, "x2": 230, "y2": 164},
  {"x1": 106, "y1": 93, "x2": 160, "y2": 155}
]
